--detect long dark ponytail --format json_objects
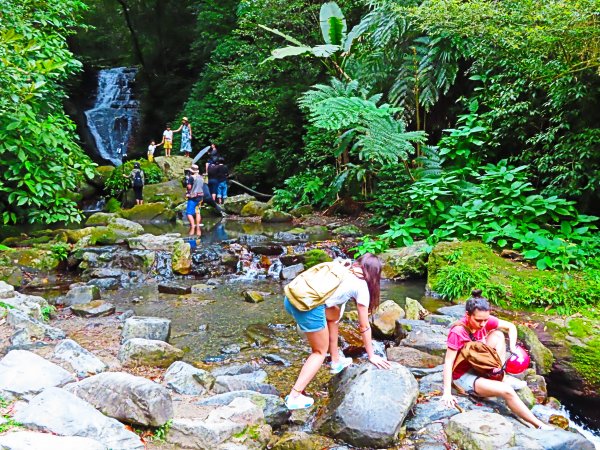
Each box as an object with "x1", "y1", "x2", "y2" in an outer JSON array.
[{"x1": 356, "y1": 253, "x2": 382, "y2": 314}]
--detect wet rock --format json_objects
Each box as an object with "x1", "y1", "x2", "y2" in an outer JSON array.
[
  {"x1": 446, "y1": 411, "x2": 515, "y2": 449},
  {"x1": 371, "y1": 300, "x2": 405, "y2": 338},
  {"x1": 159, "y1": 282, "x2": 191, "y2": 294},
  {"x1": 14, "y1": 387, "x2": 144, "y2": 450},
  {"x1": 223, "y1": 194, "x2": 256, "y2": 214},
  {"x1": 59, "y1": 283, "x2": 100, "y2": 306},
  {"x1": 400, "y1": 323, "x2": 448, "y2": 356},
  {"x1": 437, "y1": 304, "x2": 465, "y2": 318},
  {"x1": 317, "y1": 363, "x2": 418, "y2": 448},
  {"x1": 524, "y1": 372, "x2": 548, "y2": 404},
  {"x1": 517, "y1": 324, "x2": 554, "y2": 375},
  {"x1": 406, "y1": 396, "x2": 493, "y2": 431},
  {"x1": 71, "y1": 300, "x2": 115, "y2": 318},
  {"x1": 405, "y1": 297, "x2": 430, "y2": 320},
  {"x1": 0, "y1": 350, "x2": 74, "y2": 401},
  {"x1": 87, "y1": 277, "x2": 120, "y2": 290},
  {"x1": 262, "y1": 354, "x2": 290, "y2": 366},
  {"x1": 65, "y1": 372, "x2": 173, "y2": 426},
  {"x1": 6, "y1": 309, "x2": 65, "y2": 340},
  {"x1": 249, "y1": 244, "x2": 284, "y2": 256},
  {"x1": 380, "y1": 242, "x2": 429, "y2": 280},
  {"x1": 240, "y1": 200, "x2": 270, "y2": 217},
  {"x1": 531, "y1": 404, "x2": 568, "y2": 426},
  {"x1": 0, "y1": 431, "x2": 107, "y2": 450},
  {"x1": 121, "y1": 316, "x2": 171, "y2": 342},
  {"x1": 212, "y1": 364, "x2": 261, "y2": 377},
  {"x1": 118, "y1": 338, "x2": 184, "y2": 368},
  {"x1": 214, "y1": 373, "x2": 278, "y2": 396},
  {"x1": 245, "y1": 324, "x2": 274, "y2": 345},
  {"x1": 196, "y1": 390, "x2": 289, "y2": 428},
  {"x1": 386, "y1": 346, "x2": 443, "y2": 368},
  {"x1": 273, "y1": 231, "x2": 308, "y2": 242},
  {"x1": 279, "y1": 255, "x2": 305, "y2": 266},
  {"x1": 53, "y1": 339, "x2": 108, "y2": 376},
  {"x1": 289, "y1": 205, "x2": 313, "y2": 217},
  {"x1": 261, "y1": 209, "x2": 293, "y2": 223},
  {"x1": 167, "y1": 397, "x2": 269, "y2": 449},
  {"x1": 272, "y1": 431, "x2": 334, "y2": 450},
  {"x1": 164, "y1": 361, "x2": 215, "y2": 395},
  {"x1": 331, "y1": 225, "x2": 362, "y2": 237},
  {"x1": 280, "y1": 263, "x2": 304, "y2": 280},
  {"x1": 86, "y1": 212, "x2": 117, "y2": 226},
  {"x1": 412, "y1": 422, "x2": 447, "y2": 450},
  {"x1": 243, "y1": 290, "x2": 265, "y2": 303}
]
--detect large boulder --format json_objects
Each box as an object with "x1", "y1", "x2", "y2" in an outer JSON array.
[
  {"x1": 137, "y1": 179, "x2": 185, "y2": 208},
  {"x1": 13, "y1": 387, "x2": 144, "y2": 450},
  {"x1": 240, "y1": 201, "x2": 270, "y2": 217},
  {"x1": 118, "y1": 338, "x2": 184, "y2": 368},
  {"x1": 406, "y1": 396, "x2": 494, "y2": 431},
  {"x1": 71, "y1": 300, "x2": 115, "y2": 318},
  {"x1": 317, "y1": 363, "x2": 418, "y2": 448},
  {"x1": 107, "y1": 217, "x2": 144, "y2": 234},
  {"x1": 59, "y1": 283, "x2": 100, "y2": 306},
  {"x1": 517, "y1": 324, "x2": 554, "y2": 375},
  {"x1": 127, "y1": 233, "x2": 182, "y2": 251},
  {"x1": 379, "y1": 241, "x2": 429, "y2": 280},
  {"x1": 371, "y1": 300, "x2": 405, "y2": 338},
  {"x1": 65, "y1": 372, "x2": 173, "y2": 427},
  {"x1": 121, "y1": 316, "x2": 171, "y2": 342},
  {"x1": 172, "y1": 239, "x2": 192, "y2": 275},
  {"x1": 400, "y1": 323, "x2": 448, "y2": 356},
  {"x1": 85, "y1": 212, "x2": 118, "y2": 226},
  {"x1": 120, "y1": 202, "x2": 176, "y2": 222},
  {"x1": 53, "y1": 339, "x2": 108, "y2": 376},
  {"x1": 163, "y1": 361, "x2": 215, "y2": 395},
  {"x1": 386, "y1": 346, "x2": 443, "y2": 368},
  {"x1": 0, "y1": 291, "x2": 48, "y2": 320},
  {"x1": 446, "y1": 411, "x2": 515, "y2": 450},
  {"x1": 0, "y1": 431, "x2": 106, "y2": 450},
  {"x1": 404, "y1": 297, "x2": 429, "y2": 320},
  {"x1": 0, "y1": 351, "x2": 74, "y2": 401},
  {"x1": 511, "y1": 417, "x2": 595, "y2": 449},
  {"x1": 154, "y1": 156, "x2": 191, "y2": 182},
  {"x1": 223, "y1": 194, "x2": 256, "y2": 214},
  {"x1": 6, "y1": 309, "x2": 65, "y2": 340},
  {"x1": 261, "y1": 209, "x2": 293, "y2": 223},
  {"x1": 0, "y1": 280, "x2": 16, "y2": 298},
  {"x1": 213, "y1": 373, "x2": 279, "y2": 396}
]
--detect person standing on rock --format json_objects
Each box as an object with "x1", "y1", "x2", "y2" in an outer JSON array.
[
  {"x1": 440, "y1": 289, "x2": 553, "y2": 430},
  {"x1": 283, "y1": 253, "x2": 391, "y2": 410},
  {"x1": 123, "y1": 162, "x2": 144, "y2": 206},
  {"x1": 185, "y1": 164, "x2": 204, "y2": 233},
  {"x1": 161, "y1": 124, "x2": 173, "y2": 157},
  {"x1": 174, "y1": 117, "x2": 192, "y2": 157}
]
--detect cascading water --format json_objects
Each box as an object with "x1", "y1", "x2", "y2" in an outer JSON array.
[{"x1": 84, "y1": 67, "x2": 139, "y2": 166}]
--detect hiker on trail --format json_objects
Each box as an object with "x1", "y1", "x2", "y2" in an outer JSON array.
[
  {"x1": 161, "y1": 124, "x2": 173, "y2": 157},
  {"x1": 174, "y1": 117, "x2": 192, "y2": 157},
  {"x1": 147, "y1": 140, "x2": 162, "y2": 162},
  {"x1": 283, "y1": 253, "x2": 391, "y2": 410},
  {"x1": 215, "y1": 156, "x2": 229, "y2": 205},
  {"x1": 185, "y1": 164, "x2": 204, "y2": 232},
  {"x1": 123, "y1": 162, "x2": 144, "y2": 206},
  {"x1": 440, "y1": 289, "x2": 553, "y2": 430}
]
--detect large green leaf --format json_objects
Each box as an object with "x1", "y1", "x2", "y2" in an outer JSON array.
[
  {"x1": 310, "y1": 44, "x2": 340, "y2": 58},
  {"x1": 319, "y1": 2, "x2": 346, "y2": 45},
  {"x1": 258, "y1": 24, "x2": 304, "y2": 46},
  {"x1": 261, "y1": 46, "x2": 312, "y2": 63}
]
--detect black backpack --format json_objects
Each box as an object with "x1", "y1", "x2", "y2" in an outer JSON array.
[{"x1": 132, "y1": 169, "x2": 144, "y2": 187}]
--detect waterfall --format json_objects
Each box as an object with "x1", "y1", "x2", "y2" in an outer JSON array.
[{"x1": 84, "y1": 67, "x2": 139, "y2": 166}]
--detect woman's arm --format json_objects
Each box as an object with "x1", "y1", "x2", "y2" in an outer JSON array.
[
  {"x1": 173, "y1": 125, "x2": 183, "y2": 133},
  {"x1": 356, "y1": 303, "x2": 391, "y2": 369},
  {"x1": 442, "y1": 348, "x2": 458, "y2": 407},
  {"x1": 496, "y1": 319, "x2": 518, "y2": 352}
]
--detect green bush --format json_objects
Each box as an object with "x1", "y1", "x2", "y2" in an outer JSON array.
[
  {"x1": 105, "y1": 160, "x2": 163, "y2": 197},
  {"x1": 273, "y1": 167, "x2": 339, "y2": 211},
  {"x1": 105, "y1": 198, "x2": 121, "y2": 213}
]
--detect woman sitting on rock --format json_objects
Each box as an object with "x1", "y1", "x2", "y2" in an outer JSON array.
[
  {"x1": 441, "y1": 289, "x2": 553, "y2": 429},
  {"x1": 283, "y1": 253, "x2": 391, "y2": 410}
]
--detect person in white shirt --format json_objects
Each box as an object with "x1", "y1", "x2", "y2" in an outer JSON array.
[
  {"x1": 283, "y1": 253, "x2": 391, "y2": 410},
  {"x1": 161, "y1": 124, "x2": 174, "y2": 157},
  {"x1": 147, "y1": 140, "x2": 162, "y2": 162}
]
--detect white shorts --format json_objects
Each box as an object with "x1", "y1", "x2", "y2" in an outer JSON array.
[{"x1": 454, "y1": 370, "x2": 480, "y2": 394}]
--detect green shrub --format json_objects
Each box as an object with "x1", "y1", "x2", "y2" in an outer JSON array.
[
  {"x1": 105, "y1": 198, "x2": 121, "y2": 213},
  {"x1": 105, "y1": 160, "x2": 163, "y2": 197},
  {"x1": 273, "y1": 167, "x2": 339, "y2": 211}
]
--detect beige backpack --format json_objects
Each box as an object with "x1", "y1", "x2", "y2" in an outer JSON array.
[{"x1": 284, "y1": 262, "x2": 350, "y2": 311}]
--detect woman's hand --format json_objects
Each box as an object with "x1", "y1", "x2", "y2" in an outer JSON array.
[
  {"x1": 441, "y1": 392, "x2": 457, "y2": 408},
  {"x1": 368, "y1": 354, "x2": 391, "y2": 369}
]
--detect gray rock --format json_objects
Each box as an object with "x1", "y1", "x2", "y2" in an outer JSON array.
[
  {"x1": 409, "y1": 365, "x2": 444, "y2": 378},
  {"x1": 108, "y1": 217, "x2": 144, "y2": 234},
  {"x1": 117, "y1": 309, "x2": 135, "y2": 321},
  {"x1": 196, "y1": 390, "x2": 289, "y2": 428},
  {"x1": 262, "y1": 354, "x2": 291, "y2": 366},
  {"x1": 87, "y1": 278, "x2": 119, "y2": 290},
  {"x1": 317, "y1": 363, "x2": 418, "y2": 448},
  {"x1": 446, "y1": 411, "x2": 515, "y2": 450},
  {"x1": 223, "y1": 194, "x2": 256, "y2": 215},
  {"x1": 13, "y1": 387, "x2": 144, "y2": 450},
  {"x1": 212, "y1": 364, "x2": 261, "y2": 377},
  {"x1": 0, "y1": 431, "x2": 107, "y2": 450},
  {"x1": 191, "y1": 283, "x2": 214, "y2": 294},
  {"x1": 60, "y1": 284, "x2": 100, "y2": 306},
  {"x1": 118, "y1": 338, "x2": 184, "y2": 368},
  {"x1": 406, "y1": 396, "x2": 494, "y2": 431},
  {"x1": 437, "y1": 304, "x2": 466, "y2": 318},
  {"x1": 221, "y1": 344, "x2": 241, "y2": 354},
  {"x1": 71, "y1": 300, "x2": 115, "y2": 318},
  {"x1": 126, "y1": 233, "x2": 183, "y2": 251},
  {"x1": 6, "y1": 309, "x2": 65, "y2": 340},
  {"x1": 380, "y1": 242, "x2": 429, "y2": 280},
  {"x1": 9, "y1": 328, "x2": 31, "y2": 347},
  {"x1": 213, "y1": 373, "x2": 278, "y2": 396},
  {"x1": 0, "y1": 350, "x2": 74, "y2": 401},
  {"x1": 424, "y1": 314, "x2": 455, "y2": 326},
  {"x1": 371, "y1": 300, "x2": 405, "y2": 338},
  {"x1": 164, "y1": 361, "x2": 215, "y2": 395},
  {"x1": 400, "y1": 324, "x2": 448, "y2": 356},
  {"x1": 405, "y1": 297, "x2": 430, "y2": 320},
  {"x1": 53, "y1": 339, "x2": 107, "y2": 376},
  {"x1": 0, "y1": 280, "x2": 16, "y2": 298},
  {"x1": 121, "y1": 316, "x2": 171, "y2": 343},
  {"x1": 1, "y1": 292, "x2": 48, "y2": 320},
  {"x1": 279, "y1": 263, "x2": 305, "y2": 280},
  {"x1": 65, "y1": 372, "x2": 172, "y2": 426},
  {"x1": 386, "y1": 346, "x2": 443, "y2": 368},
  {"x1": 511, "y1": 419, "x2": 595, "y2": 449},
  {"x1": 419, "y1": 371, "x2": 444, "y2": 394},
  {"x1": 158, "y1": 282, "x2": 191, "y2": 294}
]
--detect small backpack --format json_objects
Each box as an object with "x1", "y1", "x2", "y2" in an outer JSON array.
[
  {"x1": 284, "y1": 262, "x2": 350, "y2": 311},
  {"x1": 132, "y1": 169, "x2": 144, "y2": 187},
  {"x1": 451, "y1": 325, "x2": 505, "y2": 385}
]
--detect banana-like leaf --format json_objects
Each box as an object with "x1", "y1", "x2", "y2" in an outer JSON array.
[
  {"x1": 261, "y1": 45, "x2": 313, "y2": 64},
  {"x1": 258, "y1": 24, "x2": 304, "y2": 46},
  {"x1": 311, "y1": 44, "x2": 341, "y2": 58},
  {"x1": 320, "y1": 2, "x2": 347, "y2": 45}
]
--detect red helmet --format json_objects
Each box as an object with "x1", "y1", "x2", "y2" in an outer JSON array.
[{"x1": 505, "y1": 345, "x2": 530, "y2": 374}]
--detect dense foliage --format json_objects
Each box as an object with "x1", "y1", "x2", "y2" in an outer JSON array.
[
  {"x1": 0, "y1": 0, "x2": 95, "y2": 224},
  {"x1": 104, "y1": 159, "x2": 163, "y2": 198}
]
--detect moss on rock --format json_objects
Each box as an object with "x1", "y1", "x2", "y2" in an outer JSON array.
[
  {"x1": 86, "y1": 212, "x2": 119, "y2": 226},
  {"x1": 240, "y1": 201, "x2": 270, "y2": 217},
  {"x1": 303, "y1": 249, "x2": 332, "y2": 269},
  {"x1": 120, "y1": 202, "x2": 176, "y2": 222},
  {"x1": 571, "y1": 337, "x2": 600, "y2": 387}
]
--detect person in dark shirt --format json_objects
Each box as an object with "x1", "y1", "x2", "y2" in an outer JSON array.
[
  {"x1": 215, "y1": 157, "x2": 229, "y2": 205},
  {"x1": 207, "y1": 162, "x2": 219, "y2": 202}
]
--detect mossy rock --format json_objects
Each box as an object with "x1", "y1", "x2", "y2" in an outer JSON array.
[
  {"x1": 120, "y1": 202, "x2": 176, "y2": 222},
  {"x1": 380, "y1": 241, "x2": 429, "y2": 280},
  {"x1": 78, "y1": 181, "x2": 97, "y2": 200},
  {"x1": 1, "y1": 235, "x2": 52, "y2": 247},
  {"x1": 272, "y1": 431, "x2": 334, "y2": 450},
  {"x1": 65, "y1": 227, "x2": 96, "y2": 244},
  {"x1": 289, "y1": 205, "x2": 313, "y2": 218},
  {"x1": 261, "y1": 209, "x2": 293, "y2": 223},
  {"x1": 332, "y1": 224, "x2": 362, "y2": 237},
  {"x1": 105, "y1": 197, "x2": 122, "y2": 213},
  {"x1": 125, "y1": 180, "x2": 184, "y2": 208},
  {"x1": 303, "y1": 249, "x2": 332, "y2": 269},
  {"x1": 517, "y1": 324, "x2": 554, "y2": 375},
  {"x1": 0, "y1": 266, "x2": 23, "y2": 286},
  {"x1": 86, "y1": 212, "x2": 119, "y2": 226},
  {"x1": 0, "y1": 248, "x2": 58, "y2": 271},
  {"x1": 571, "y1": 336, "x2": 600, "y2": 387},
  {"x1": 172, "y1": 239, "x2": 192, "y2": 275},
  {"x1": 88, "y1": 226, "x2": 135, "y2": 245},
  {"x1": 224, "y1": 194, "x2": 256, "y2": 215},
  {"x1": 91, "y1": 165, "x2": 115, "y2": 188},
  {"x1": 154, "y1": 155, "x2": 192, "y2": 181},
  {"x1": 305, "y1": 225, "x2": 328, "y2": 236},
  {"x1": 107, "y1": 217, "x2": 144, "y2": 234},
  {"x1": 240, "y1": 201, "x2": 270, "y2": 217}
]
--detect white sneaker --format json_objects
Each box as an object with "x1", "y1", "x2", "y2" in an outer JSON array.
[
  {"x1": 330, "y1": 357, "x2": 353, "y2": 374},
  {"x1": 504, "y1": 375, "x2": 527, "y2": 390},
  {"x1": 285, "y1": 393, "x2": 314, "y2": 410}
]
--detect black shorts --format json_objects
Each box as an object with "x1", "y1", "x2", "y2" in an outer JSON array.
[{"x1": 133, "y1": 186, "x2": 143, "y2": 200}]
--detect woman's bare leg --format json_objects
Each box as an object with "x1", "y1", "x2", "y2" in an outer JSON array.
[
  {"x1": 474, "y1": 378, "x2": 546, "y2": 428},
  {"x1": 486, "y1": 330, "x2": 507, "y2": 362},
  {"x1": 289, "y1": 328, "x2": 329, "y2": 397},
  {"x1": 326, "y1": 306, "x2": 341, "y2": 364}
]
